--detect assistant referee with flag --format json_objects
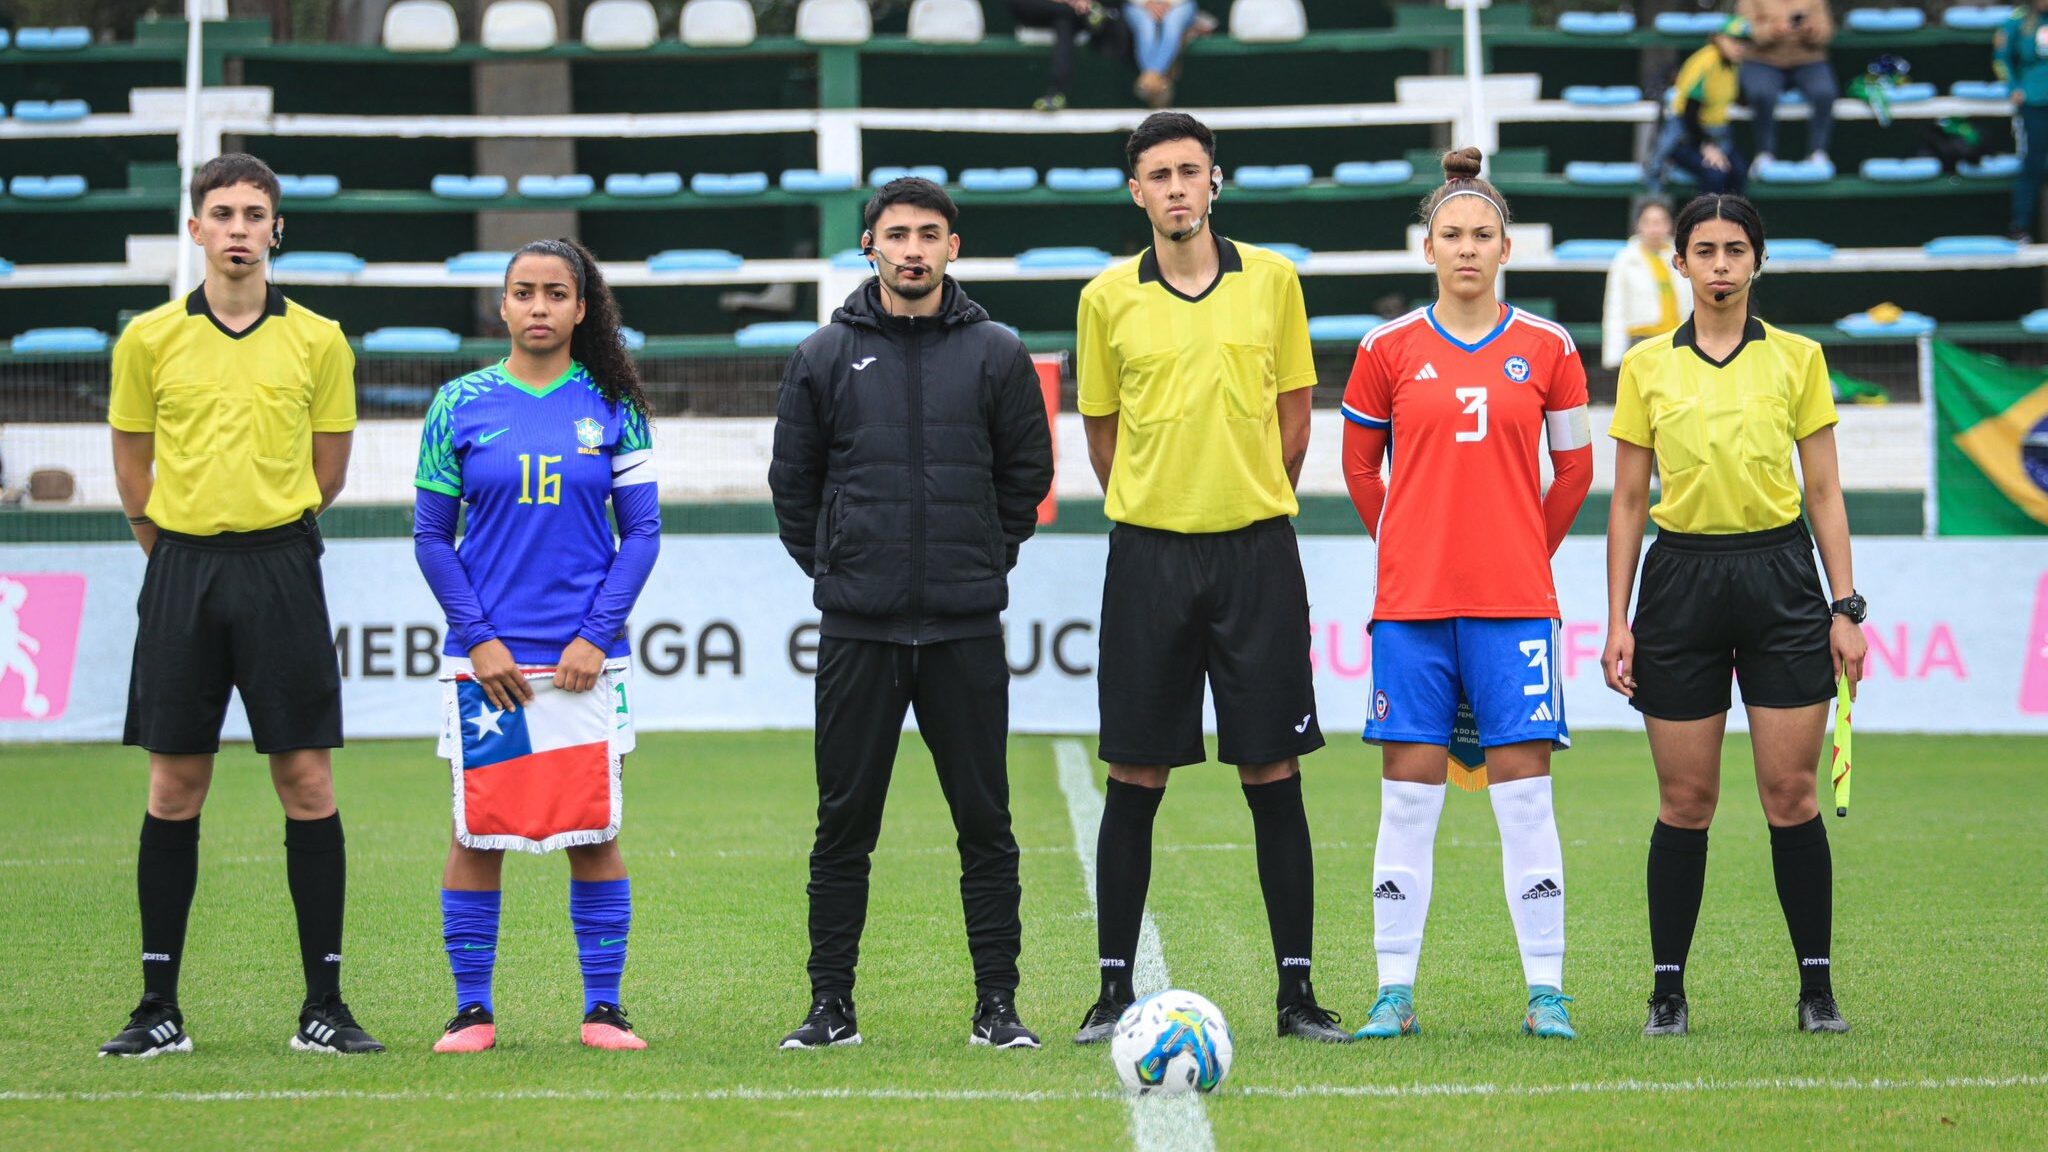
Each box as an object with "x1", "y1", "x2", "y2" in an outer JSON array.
[{"x1": 100, "y1": 153, "x2": 382, "y2": 1058}]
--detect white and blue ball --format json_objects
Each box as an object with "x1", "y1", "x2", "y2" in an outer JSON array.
[{"x1": 1108, "y1": 990, "x2": 1234, "y2": 1095}]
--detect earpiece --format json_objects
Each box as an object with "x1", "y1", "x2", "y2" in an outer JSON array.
[{"x1": 1210, "y1": 168, "x2": 1222, "y2": 199}]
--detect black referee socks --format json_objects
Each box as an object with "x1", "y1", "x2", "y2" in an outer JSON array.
[
  {"x1": 1095, "y1": 777, "x2": 1165, "y2": 1002},
  {"x1": 1768, "y1": 814, "x2": 1835, "y2": 996},
  {"x1": 137, "y1": 812, "x2": 201, "y2": 1002},
  {"x1": 1646, "y1": 820, "x2": 1709, "y2": 997},
  {"x1": 1242, "y1": 774, "x2": 1317, "y2": 1005},
  {"x1": 285, "y1": 813, "x2": 348, "y2": 1004}
]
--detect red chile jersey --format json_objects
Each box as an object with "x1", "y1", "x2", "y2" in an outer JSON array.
[{"x1": 1342, "y1": 304, "x2": 1589, "y2": 621}]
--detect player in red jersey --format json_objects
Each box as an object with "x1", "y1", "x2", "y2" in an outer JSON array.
[{"x1": 1341, "y1": 148, "x2": 1594, "y2": 1040}]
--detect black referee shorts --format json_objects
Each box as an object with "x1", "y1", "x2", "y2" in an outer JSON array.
[
  {"x1": 125, "y1": 514, "x2": 343, "y2": 756},
  {"x1": 1630, "y1": 520, "x2": 1834, "y2": 721},
  {"x1": 1097, "y1": 516, "x2": 1324, "y2": 768}
]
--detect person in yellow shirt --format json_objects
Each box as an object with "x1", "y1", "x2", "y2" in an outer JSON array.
[
  {"x1": 1602, "y1": 193, "x2": 1866, "y2": 1041},
  {"x1": 1070, "y1": 113, "x2": 1351, "y2": 1046},
  {"x1": 1645, "y1": 20, "x2": 1751, "y2": 195},
  {"x1": 99, "y1": 153, "x2": 379, "y2": 1059}
]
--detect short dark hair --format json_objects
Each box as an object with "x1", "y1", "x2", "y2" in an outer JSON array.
[
  {"x1": 190, "y1": 152, "x2": 281, "y2": 215},
  {"x1": 1124, "y1": 112, "x2": 1215, "y2": 176},
  {"x1": 862, "y1": 177, "x2": 958, "y2": 233}
]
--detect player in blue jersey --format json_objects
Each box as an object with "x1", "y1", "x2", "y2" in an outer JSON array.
[{"x1": 412, "y1": 239, "x2": 660, "y2": 1052}]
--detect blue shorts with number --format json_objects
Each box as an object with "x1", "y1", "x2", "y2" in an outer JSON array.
[{"x1": 1361, "y1": 618, "x2": 1570, "y2": 750}]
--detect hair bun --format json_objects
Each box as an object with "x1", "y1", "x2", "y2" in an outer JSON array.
[{"x1": 1441, "y1": 147, "x2": 1484, "y2": 182}]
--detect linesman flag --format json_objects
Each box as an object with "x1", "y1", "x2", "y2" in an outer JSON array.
[{"x1": 1932, "y1": 340, "x2": 2048, "y2": 535}]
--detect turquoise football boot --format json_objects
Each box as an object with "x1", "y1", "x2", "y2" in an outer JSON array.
[
  {"x1": 1352, "y1": 985, "x2": 1420, "y2": 1039},
  {"x1": 1523, "y1": 986, "x2": 1576, "y2": 1039}
]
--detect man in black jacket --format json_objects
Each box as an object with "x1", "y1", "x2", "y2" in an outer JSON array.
[{"x1": 769, "y1": 179, "x2": 1054, "y2": 1051}]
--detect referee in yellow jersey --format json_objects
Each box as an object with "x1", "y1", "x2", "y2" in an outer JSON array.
[
  {"x1": 99, "y1": 154, "x2": 383, "y2": 1058},
  {"x1": 1602, "y1": 194, "x2": 1865, "y2": 1040},
  {"x1": 1071, "y1": 113, "x2": 1350, "y2": 1045}
]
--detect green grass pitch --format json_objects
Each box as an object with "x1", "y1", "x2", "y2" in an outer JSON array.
[{"x1": 2, "y1": 730, "x2": 2044, "y2": 1150}]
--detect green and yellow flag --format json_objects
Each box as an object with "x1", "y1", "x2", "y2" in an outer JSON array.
[{"x1": 1932, "y1": 340, "x2": 2048, "y2": 535}]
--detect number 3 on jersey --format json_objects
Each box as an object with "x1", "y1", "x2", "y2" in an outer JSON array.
[
  {"x1": 1455, "y1": 387, "x2": 1488, "y2": 442},
  {"x1": 518, "y1": 453, "x2": 562, "y2": 505}
]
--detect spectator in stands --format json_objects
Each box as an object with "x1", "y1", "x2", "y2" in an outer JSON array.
[
  {"x1": 1995, "y1": 0, "x2": 2048, "y2": 242},
  {"x1": 1127, "y1": 1, "x2": 1220, "y2": 109},
  {"x1": 1008, "y1": 0, "x2": 1133, "y2": 112},
  {"x1": 1737, "y1": 0, "x2": 1839, "y2": 170},
  {"x1": 1646, "y1": 19, "x2": 1751, "y2": 196},
  {"x1": 1602, "y1": 198, "x2": 1692, "y2": 370}
]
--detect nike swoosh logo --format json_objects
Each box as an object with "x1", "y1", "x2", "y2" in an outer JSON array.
[
  {"x1": 479, "y1": 428, "x2": 510, "y2": 444},
  {"x1": 599, "y1": 937, "x2": 627, "y2": 947},
  {"x1": 461, "y1": 943, "x2": 487, "y2": 950},
  {"x1": 827, "y1": 1025, "x2": 849, "y2": 1040}
]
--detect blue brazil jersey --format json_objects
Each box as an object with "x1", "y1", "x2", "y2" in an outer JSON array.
[{"x1": 414, "y1": 360, "x2": 653, "y2": 659}]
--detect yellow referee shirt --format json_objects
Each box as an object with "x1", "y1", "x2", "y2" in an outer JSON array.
[
  {"x1": 1076, "y1": 238, "x2": 1317, "y2": 533},
  {"x1": 1611, "y1": 316, "x2": 1838, "y2": 535},
  {"x1": 108, "y1": 284, "x2": 357, "y2": 535}
]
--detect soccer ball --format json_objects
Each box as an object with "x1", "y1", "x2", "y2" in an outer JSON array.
[{"x1": 1108, "y1": 990, "x2": 1234, "y2": 1095}]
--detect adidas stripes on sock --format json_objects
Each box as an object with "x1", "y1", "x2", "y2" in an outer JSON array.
[
  {"x1": 137, "y1": 812, "x2": 201, "y2": 1003},
  {"x1": 441, "y1": 887, "x2": 501, "y2": 1013},
  {"x1": 1371, "y1": 779, "x2": 1445, "y2": 990},
  {"x1": 1095, "y1": 777, "x2": 1164, "y2": 1002},
  {"x1": 1491, "y1": 776, "x2": 1565, "y2": 990},
  {"x1": 1769, "y1": 815, "x2": 1834, "y2": 996},
  {"x1": 570, "y1": 877, "x2": 632, "y2": 1014},
  {"x1": 1647, "y1": 821, "x2": 1709, "y2": 997}
]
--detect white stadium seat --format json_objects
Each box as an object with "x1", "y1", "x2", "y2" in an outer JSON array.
[
  {"x1": 1229, "y1": 0, "x2": 1308, "y2": 42},
  {"x1": 481, "y1": 0, "x2": 559, "y2": 52},
  {"x1": 908, "y1": 0, "x2": 986, "y2": 44},
  {"x1": 582, "y1": 0, "x2": 659, "y2": 51},
  {"x1": 382, "y1": 0, "x2": 459, "y2": 53},
  {"x1": 796, "y1": 0, "x2": 873, "y2": 45},
  {"x1": 680, "y1": 0, "x2": 757, "y2": 47}
]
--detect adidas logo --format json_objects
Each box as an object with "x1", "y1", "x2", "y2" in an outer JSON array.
[
  {"x1": 304, "y1": 1020, "x2": 337, "y2": 1044},
  {"x1": 1374, "y1": 881, "x2": 1406, "y2": 901},
  {"x1": 1529, "y1": 701, "x2": 1555, "y2": 723},
  {"x1": 1414, "y1": 362, "x2": 1439, "y2": 381},
  {"x1": 1520, "y1": 879, "x2": 1562, "y2": 901},
  {"x1": 148, "y1": 1021, "x2": 178, "y2": 1045}
]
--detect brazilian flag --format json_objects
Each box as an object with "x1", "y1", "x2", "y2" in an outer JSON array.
[{"x1": 1933, "y1": 340, "x2": 2048, "y2": 535}]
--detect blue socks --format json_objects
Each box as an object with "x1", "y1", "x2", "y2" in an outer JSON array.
[
  {"x1": 569, "y1": 877, "x2": 631, "y2": 1013},
  {"x1": 441, "y1": 888, "x2": 501, "y2": 1013}
]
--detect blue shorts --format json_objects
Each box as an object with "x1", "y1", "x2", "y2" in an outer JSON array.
[{"x1": 1362, "y1": 618, "x2": 1570, "y2": 750}]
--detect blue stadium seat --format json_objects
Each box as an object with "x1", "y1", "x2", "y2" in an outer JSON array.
[
  {"x1": 1924, "y1": 235, "x2": 2021, "y2": 257},
  {"x1": 1253, "y1": 242, "x2": 1311, "y2": 265},
  {"x1": 1944, "y1": 5, "x2": 2013, "y2": 30},
  {"x1": 1885, "y1": 82, "x2": 1936, "y2": 103},
  {"x1": 517, "y1": 174, "x2": 597, "y2": 199},
  {"x1": 1961, "y1": 155, "x2": 2021, "y2": 180},
  {"x1": 779, "y1": 169, "x2": 858, "y2": 192},
  {"x1": 1551, "y1": 239, "x2": 1627, "y2": 262},
  {"x1": 0, "y1": 30, "x2": 9, "y2": 49},
  {"x1": 1332, "y1": 160, "x2": 1413, "y2": 186},
  {"x1": 11, "y1": 328, "x2": 109, "y2": 353},
  {"x1": 648, "y1": 249, "x2": 745, "y2": 272},
  {"x1": 0, "y1": 103, "x2": 6, "y2": 119},
  {"x1": 1654, "y1": 12, "x2": 1726, "y2": 34},
  {"x1": 431, "y1": 174, "x2": 509, "y2": 199},
  {"x1": 1233, "y1": 165, "x2": 1313, "y2": 190},
  {"x1": 1563, "y1": 161, "x2": 1645, "y2": 186},
  {"x1": 278, "y1": 174, "x2": 341, "y2": 199},
  {"x1": 1557, "y1": 11, "x2": 1634, "y2": 35},
  {"x1": 869, "y1": 165, "x2": 948, "y2": 186},
  {"x1": 11, "y1": 99, "x2": 89, "y2": 122},
  {"x1": 1859, "y1": 157, "x2": 1941, "y2": 183},
  {"x1": 2022, "y1": 309, "x2": 2048, "y2": 335},
  {"x1": 1016, "y1": 247, "x2": 1112, "y2": 270},
  {"x1": 1306, "y1": 315, "x2": 1382, "y2": 342},
  {"x1": 735, "y1": 320, "x2": 822, "y2": 347},
  {"x1": 959, "y1": 167, "x2": 1039, "y2": 192},
  {"x1": 1835, "y1": 311, "x2": 1934, "y2": 337},
  {"x1": 1561, "y1": 85, "x2": 1643, "y2": 106},
  {"x1": 15, "y1": 27, "x2": 92, "y2": 51},
  {"x1": 690, "y1": 171, "x2": 770, "y2": 196},
  {"x1": 1845, "y1": 8, "x2": 1925, "y2": 32},
  {"x1": 0, "y1": 259, "x2": 12, "y2": 276},
  {"x1": 831, "y1": 248, "x2": 876, "y2": 270},
  {"x1": 618, "y1": 325, "x2": 647, "y2": 351},
  {"x1": 364, "y1": 326, "x2": 464, "y2": 352},
  {"x1": 8, "y1": 175, "x2": 87, "y2": 200},
  {"x1": 604, "y1": 172, "x2": 683, "y2": 197},
  {"x1": 1046, "y1": 167, "x2": 1123, "y2": 192},
  {"x1": 446, "y1": 251, "x2": 515, "y2": 275},
  {"x1": 1951, "y1": 80, "x2": 2011, "y2": 102},
  {"x1": 1754, "y1": 157, "x2": 1834, "y2": 184},
  {"x1": 272, "y1": 251, "x2": 367, "y2": 274},
  {"x1": 1770, "y1": 238, "x2": 1837, "y2": 261}
]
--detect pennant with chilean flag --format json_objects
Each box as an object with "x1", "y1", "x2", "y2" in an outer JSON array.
[{"x1": 449, "y1": 670, "x2": 620, "y2": 854}]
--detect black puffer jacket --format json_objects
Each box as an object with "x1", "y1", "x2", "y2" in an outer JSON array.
[{"x1": 769, "y1": 278, "x2": 1055, "y2": 644}]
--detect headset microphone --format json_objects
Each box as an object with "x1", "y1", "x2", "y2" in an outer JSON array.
[{"x1": 227, "y1": 219, "x2": 283, "y2": 266}]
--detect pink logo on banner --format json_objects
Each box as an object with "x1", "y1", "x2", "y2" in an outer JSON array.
[
  {"x1": 0, "y1": 574, "x2": 84, "y2": 721},
  {"x1": 2022, "y1": 573, "x2": 2048, "y2": 715}
]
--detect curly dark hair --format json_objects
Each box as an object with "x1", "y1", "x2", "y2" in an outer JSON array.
[{"x1": 504, "y1": 238, "x2": 651, "y2": 422}]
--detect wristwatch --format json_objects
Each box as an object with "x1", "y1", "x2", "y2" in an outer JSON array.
[{"x1": 1829, "y1": 592, "x2": 1867, "y2": 624}]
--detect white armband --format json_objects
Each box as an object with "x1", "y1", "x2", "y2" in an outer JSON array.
[{"x1": 1545, "y1": 406, "x2": 1592, "y2": 451}]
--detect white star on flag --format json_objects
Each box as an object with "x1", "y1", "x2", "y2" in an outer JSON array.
[{"x1": 469, "y1": 703, "x2": 506, "y2": 738}]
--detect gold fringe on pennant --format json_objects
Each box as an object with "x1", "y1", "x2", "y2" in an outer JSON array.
[{"x1": 1448, "y1": 756, "x2": 1488, "y2": 793}]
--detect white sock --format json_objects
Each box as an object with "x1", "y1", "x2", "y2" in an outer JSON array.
[
  {"x1": 1371, "y1": 779, "x2": 1445, "y2": 989},
  {"x1": 1491, "y1": 775, "x2": 1565, "y2": 990}
]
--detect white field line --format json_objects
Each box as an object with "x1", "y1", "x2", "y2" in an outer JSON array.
[
  {"x1": 1053, "y1": 739, "x2": 1215, "y2": 1152},
  {"x1": 5, "y1": 1075, "x2": 2044, "y2": 1107}
]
